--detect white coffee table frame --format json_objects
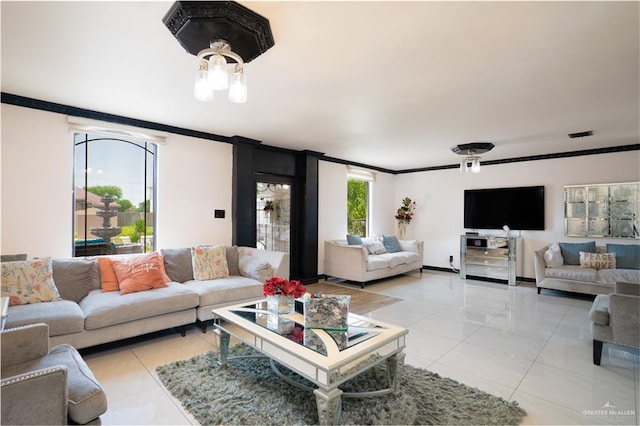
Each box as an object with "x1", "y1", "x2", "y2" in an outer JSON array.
[{"x1": 212, "y1": 300, "x2": 408, "y2": 425}]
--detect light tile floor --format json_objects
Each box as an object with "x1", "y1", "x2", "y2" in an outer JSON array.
[{"x1": 82, "y1": 271, "x2": 639, "y2": 425}]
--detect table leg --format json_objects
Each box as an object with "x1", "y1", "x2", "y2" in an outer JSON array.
[
  {"x1": 217, "y1": 330, "x2": 230, "y2": 367},
  {"x1": 387, "y1": 353, "x2": 403, "y2": 393},
  {"x1": 313, "y1": 387, "x2": 343, "y2": 425}
]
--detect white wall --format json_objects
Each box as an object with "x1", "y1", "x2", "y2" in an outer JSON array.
[
  {"x1": 155, "y1": 133, "x2": 232, "y2": 247},
  {"x1": 394, "y1": 152, "x2": 640, "y2": 279},
  {"x1": 1, "y1": 104, "x2": 233, "y2": 258}
]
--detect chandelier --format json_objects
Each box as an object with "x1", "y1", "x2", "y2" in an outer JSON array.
[
  {"x1": 194, "y1": 40, "x2": 247, "y2": 103},
  {"x1": 451, "y1": 142, "x2": 495, "y2": 173},
  {"x1": 163, "y1": 1, "x2": 275, "y2": 104}
]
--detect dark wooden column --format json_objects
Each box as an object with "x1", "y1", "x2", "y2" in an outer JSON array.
[
  {"x1": 232, "y1": 136, "x2": 259, "y2": 247},
  {"x1": 296, "y1": 151, "x2": 320, "y2": 283}
]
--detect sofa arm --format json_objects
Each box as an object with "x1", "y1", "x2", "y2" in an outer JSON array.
[
  {"x1": 1, "y1": 366, "x2": 68, "y2": 425},
  {"x1": 324, "y1": 241, "x2": 368, "y2": 281},
  {"x1": 533, "y1": 246, "x2": 549, "y2": 285},
  {"x1": 238, "y1": 247, "x2": 290, "y2": 280},
  {"x1": 1, "y1": 323, "x2": 50, "y2": 369},
  {"x1": 615, "y1": 282, "x2": 640, "y2": 297},
  {"x1": 609, "y1": 293, "x2": 640, "y2": 348}
]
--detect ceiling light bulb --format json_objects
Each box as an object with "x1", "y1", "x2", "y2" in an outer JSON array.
[
  {"x1": 208, "y1": 53, "x2": 229, "y2": 90},
  {"x1": 228, "y1": 69, "x2": 247, "y2": 103},
  {"x1": 193, "y1": 63, "x2": 213, "y2": 101},
  {"x1": 471, "y1": 158, "x2": 481, "y2": 173}
]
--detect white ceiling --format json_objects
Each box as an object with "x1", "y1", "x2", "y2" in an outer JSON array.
[{"x1": 2, "y1": 1, "x2": 638, "y2": 171}]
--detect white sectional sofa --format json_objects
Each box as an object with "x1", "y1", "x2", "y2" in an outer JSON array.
[
  {"x1": 3, "y1": 246, "x2": 289, "y2": 349},
  {"x1": 324, "y1": 238, "x2": 423, "y2": 288},
  {"x1": 533, "y1": 242, "x2": 639, "y2": 295}
]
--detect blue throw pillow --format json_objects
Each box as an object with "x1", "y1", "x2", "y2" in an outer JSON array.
[
  {"x1": 346, "y1": 234, "x2": 363, "y2": 245},
  {"x1": 382, "y1": 234, "x2": 401, "y2": 253},
  {"x1": 559, "y1": 241, "x2": 596, "y2": 265},
  {"x1": 606, "y1": 244, "x2": 639, "y2": 270}
]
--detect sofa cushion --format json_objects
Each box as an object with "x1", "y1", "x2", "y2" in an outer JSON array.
[
  {"x1": 191, "y1": 245, "x2": 229, "y2": 280},
  {"x1": 398, "y1": 240, "x2": 419, "y2": 253},
  {"x1": 225, "y1": 245, "x2": 240, "y2": 276},
  {"x1": 559, "y1": 241, "x2": 596, "y2": 265},
  {"x1": 1, "y1": 258, "x2": 61, "y2": 306},
  {"x1": 374, "y1": 251, "x2": 420, "y2": 268},
  {"x1": 161, "y1": 247, "x2": 194, "y2": 283},
  {"x1": 0, "y1": 254, "x2": 27, "y2": 262},
  {"x1": 80, "y1": 283, "x2": 199, "y2": 330},
  {"x1": 52, "y1": 257, "x2": 95, "y2": 303},
  {"x1": 543, "y1": 243, "x2": 564, "y2": 267},
  {"x1": 183, "y1": 276, "x2": 263, "y2": 306},
  {"x1": 606, "y1": 244, "x2": 639, "y2": 270},
  {"x1": 5, "y1": 300, "x2": 85, "y2": 336},
  {"x1": 2, "y1": 343, "x2": 107, "y2": 424},
  {"x1": 382, "y1": 235, "x2": 401, "y2": 253},
  {"x1": 238, "y1": 256, "x2": 273, "y2": 282},
  {"x1": 346, "y1": 234, "x2": 363, "y2": 245},
  {"x1": 597, "y1": 268, "x2": 640, "y2": 285},
  {"x1": 366, "y1": 256, "x2": 389, "y2": 271},
  {"x1": 545, "y1": 265, "x2": 598, "y2": 283},
  {"x1": 579, "y1": 251, "x2": 616, "y2": 270}
]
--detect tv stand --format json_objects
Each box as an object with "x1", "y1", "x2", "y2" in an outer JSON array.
[{"x1": 460, "y1": 235, "x2": 522, "y2": 286}]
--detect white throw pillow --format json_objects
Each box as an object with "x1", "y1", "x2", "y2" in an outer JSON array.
[
  {"x1": 544, "y1": 244, "x2": 564, "y2": 267},
  {"x1": 239, "y1": 256, "x2": 274, "y2": 282}
]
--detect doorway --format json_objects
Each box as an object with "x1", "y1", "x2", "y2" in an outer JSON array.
[{"x1": 256, "y1": 178, "x2": 293, "y2": 253}]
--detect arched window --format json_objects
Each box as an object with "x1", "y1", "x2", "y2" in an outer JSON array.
[{"x1": 73, "y1": 133, "x2": 157, "y2": 256}]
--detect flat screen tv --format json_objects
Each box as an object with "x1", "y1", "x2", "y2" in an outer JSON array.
[{"x1": 464, "y1": 186, "x2": 545, "y2": 231}]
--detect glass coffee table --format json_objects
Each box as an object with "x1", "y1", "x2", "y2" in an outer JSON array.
[{"x1": 212, "y1": 299, "x2": 408, "y2": 425}]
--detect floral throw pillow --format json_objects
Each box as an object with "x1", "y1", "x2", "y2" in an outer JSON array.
[
  {"x1": 1, "y1": 257, "x2": 61, "y2": 306},
  {"x1": 579, "y1": 251, "x2": 616, "y2": 270},
  {"x1": 191, "y1": 245, "x2": 229, "y2": 280},
  {"x1": 364, "y1": 240, "x2": 387, "y2": 255}
]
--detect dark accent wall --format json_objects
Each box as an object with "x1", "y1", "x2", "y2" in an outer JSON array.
[{"x1": 233, "y1": 139, "x2": 320, "y2": 282}]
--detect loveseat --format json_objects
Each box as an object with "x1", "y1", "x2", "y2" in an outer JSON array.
[
  {"x1": 324, "y1": 237, "x2": 423, "y2": 288},
  {"x1": 533, "y1": 242, "x2": 639, "y2": 295},
  {"x1": 2, "y1": 245, "x2": 289, "y2": 349}
]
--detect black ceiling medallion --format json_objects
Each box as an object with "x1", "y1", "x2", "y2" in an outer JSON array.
[
  {"x1": 450, "y1": 142, "x2": 495, "y2": 156},
  {"x1": 451, "y1": 142, "x2": 495, "y2": 173},
  {"x1": 162, "y1": 1, "x2": 275, "y2": 63}
]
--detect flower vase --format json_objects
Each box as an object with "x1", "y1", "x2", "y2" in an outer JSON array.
[
  {"x1": 267, "y1": 294, "x2": 295, "y2": 314},
  {"x1": 397, "y1": 221, "x2": 407, "y2": 239}
]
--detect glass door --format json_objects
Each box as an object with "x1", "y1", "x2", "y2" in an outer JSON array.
[{"x1": 256, "y1": 181, "x2": 291, "y2": 253}]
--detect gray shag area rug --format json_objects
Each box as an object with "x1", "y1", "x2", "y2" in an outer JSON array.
[{"x1": 156, "y1": 345, "x2": 526, "y2": 425}]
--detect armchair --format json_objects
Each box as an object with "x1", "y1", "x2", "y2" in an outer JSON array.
[
  {"x1": 1, "y1": 323, "x2": 107, "y2": 424},
  {"x1": 589, "y1": 282, "x2": 640, "y2": 365}
]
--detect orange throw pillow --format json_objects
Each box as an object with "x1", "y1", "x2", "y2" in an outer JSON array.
[
  {"x1": 98, "y1": 257, "x2": 119, "y2": 292},
  {"x1": 111, "y1": 252, "x2": 168, "y2": 295}
]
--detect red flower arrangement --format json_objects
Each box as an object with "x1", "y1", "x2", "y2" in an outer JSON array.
[{"x1": 263, "y1": 276, "x2": 306, "y2": 298}]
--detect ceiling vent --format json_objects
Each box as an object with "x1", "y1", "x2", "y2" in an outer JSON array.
[{"x1": 568, "y1": 130, "x2": 593, "y2": 139}]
